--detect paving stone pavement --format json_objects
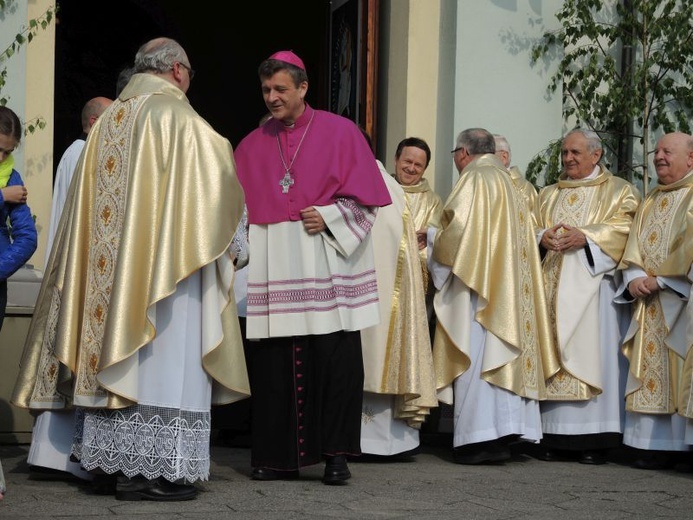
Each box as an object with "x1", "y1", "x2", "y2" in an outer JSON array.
[{"x1": 1, "y1": 435, "x2": 692, "y2": 519}]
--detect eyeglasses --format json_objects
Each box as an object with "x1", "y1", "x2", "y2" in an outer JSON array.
[
  {"x1": 177, "y1": 62, "x2": 195, "y2": 80},
  {"x1": 451, "y1": 146, "x2": 464, "y2": 154}
]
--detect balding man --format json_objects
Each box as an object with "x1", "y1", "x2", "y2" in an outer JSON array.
[
  {"x1": 493, "y1": 133, "x2": 538, "y2": 212},
  {"x1": 29, "y1": 96, "x2": 113, "y2": 483},
  {"x1": 618, "y1": 132, "x2": 693, "y2": 470},
  {"x1": 46, "y1": 96, "x2": 113, "y2": 261}
]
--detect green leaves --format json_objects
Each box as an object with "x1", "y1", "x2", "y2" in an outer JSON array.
[
  {"x1": 528, "y1": 0, "x2": 693, "y2": 194},
  {"x1": 0, "y1": 3, "x2": 55, "y2": 148},
  {"x1": 526, "y1": 139, "x2": 563, "y2": 188},
  {"x1": 24, "y1": 117, "x2": 47, "y2": 136},
  {"x1": 0, "y1": 5, "x2": 56, "y2": 108}
]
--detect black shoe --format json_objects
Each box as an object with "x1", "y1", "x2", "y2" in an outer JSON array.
[
  {"x1": 91, "y1": 474, "x2": 117, "y2": 495},
  {"x1": 454, "y1": 439, "x2": 511, "y2": 465},
  {"x1": 115, "y1": 476, "x2": 198, "y2": 501},
  {"x1": 28, "y1": 465, "x2": 80, "y2": 482},
  {"x1": 674, "y1": 454, "x2": 693, "y2": 473},
  {"x1": 534, "y1": 448, "x2": 559, "y2": 462},
  {"x1": 323, "y1": 455, "x2": 351, "y2": 485},
  {"x1": 579, "y1": 450, "x2": 607, "y2": 465},
  {"x1": 633, "y1": 451, "x2": 673, "y2": 470},
  {"x1": 534, "y1": 447, "x2": 575, "y2": 462},
  {"x1": 251, "y1": 467, "x2": 299, "y2": 481}
]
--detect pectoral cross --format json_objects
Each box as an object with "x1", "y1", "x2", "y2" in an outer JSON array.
[{"x1": 279, "y1": 170, "x2": 294, "y2": 194}]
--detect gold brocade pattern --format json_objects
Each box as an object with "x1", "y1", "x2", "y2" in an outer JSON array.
[
  {"x1": 546, "y1": 167, "x2": 641, "y2": 262},
  {"x1": 539, "y1": 166, "x2": 641, "y2": 404},
  {"x1": 626, "y1": 189, "x2": 686, "y2": 413},
  {"x1": 513, "y1": 184, "x2": 539, "y2": 391},
  {"x1": 75, "y1": 98, "x2": 144, "y2": 399},
  {"x1": 639, "y1": 190, "x2": 684, "y2": 275},
  {"x1": 30, "y1": 288, "x2": 65, "y2": 404},
  {"x1": 544, "y1": 185, "x2": 598, "y2": 400},
  {"x1": 627, "y1": 296, "x2": 674, "y2": 412},
  {"x1": 12, "y1": 73, "x2": 249, "y2": 414},
  {"x1": 507, "y1": 166, "x2": 538, "y2": 215}
]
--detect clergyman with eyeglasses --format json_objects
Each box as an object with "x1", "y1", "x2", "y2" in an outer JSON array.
[
  {"x1": 13, "y1": 37, "x2": 249, "y2": 501},
  {"x1": 426, "y1": 127, "x2": 560, "y2": 465}
]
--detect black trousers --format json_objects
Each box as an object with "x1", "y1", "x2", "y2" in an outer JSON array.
[
  {"x1": 541, "y1": 432, "x2": 623, "y2": 451},
  {"x1": 249, "y1": 330, "x2": 364, "y2": 471}
]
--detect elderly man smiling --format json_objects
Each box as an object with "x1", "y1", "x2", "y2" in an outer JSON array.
[
  {"x1": 535, "y1": 128, "x2": 641, "y2": 465},
  {"x1": 617, "y1": 131, "x2": 693, "y2": 471}
]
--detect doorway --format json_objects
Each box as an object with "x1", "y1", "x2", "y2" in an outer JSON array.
[{"x1": 53, "y1": 0, "x2": 330, "y2": 173}]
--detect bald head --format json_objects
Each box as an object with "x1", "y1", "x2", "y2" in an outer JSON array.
[
  {"x1": 81, "y1": 97, "x2": 113, "y2": 133},
  {"x1": 653, "y1": 132, "x2": 693, "y2": 185}
]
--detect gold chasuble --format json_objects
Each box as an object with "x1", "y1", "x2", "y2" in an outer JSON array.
[
  {"x1": 400, "y1": 178, "x2": 443, "y2": 232},
  {"x1": 400, "y1": 179, "x2": 443, "y2": 293},
  {"x1": 361, "y1": 171, "x2": 437, "y2": 428},
  {"x1": 432, "y1": 154, "x2": 559, "y2": 400},
  {"x1": 507, "y1": 166, "x2": 538, "y2": 215},
  {"x1": 681, "y1": 266, "x2": 693, "y2": 418},
  {"x1": 538, "y1": 166, "x2": 640, "y2": 400},
  {"x1": 13, "y1": 74, "x2": 249, "y2": 411},
  {"x1": 619, "y1": 171, "x2": 693, "y2": 415}
]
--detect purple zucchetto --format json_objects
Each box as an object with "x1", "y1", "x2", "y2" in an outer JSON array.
[{"x1": 268, "y1": 50, "x2": 306, "y2": 71}]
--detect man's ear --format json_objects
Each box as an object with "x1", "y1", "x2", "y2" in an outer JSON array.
[{"x1": 594, "y1": 149, "x2": 603, "y2": 164}]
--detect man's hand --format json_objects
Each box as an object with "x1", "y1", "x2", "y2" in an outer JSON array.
[
  {"x1": 300, "y1": 206, "x2": 327, "y2": 235},
  {"x1": 540, "y1": 223, "x2": 586, "y2": 252},
  {"x1": 556, "y1": 224, "x2": 587, "y2": 252},
  {"x1": 416, "y1": 228, "x2": 428, "y2": 250},
  {"x1": 540, "y1": 224, "x2": 564, "y2": 252},
  {"x1": 628, "y1": 276, "x2": 660, "y2": 299}
]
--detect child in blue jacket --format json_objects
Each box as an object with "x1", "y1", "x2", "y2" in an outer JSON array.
[
  {"x1": 0, "y1": 105, "x2": 38, "y2": 500},
  {"x1": 0, "y1": 106, "x2": 38, "y2": 331}
]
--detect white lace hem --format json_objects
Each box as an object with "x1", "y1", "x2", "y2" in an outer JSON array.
[{"x1": 72, "y1": 404, "x2": 211, "y2": 483}]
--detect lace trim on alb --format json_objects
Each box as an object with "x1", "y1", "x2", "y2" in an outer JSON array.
[
  {"x1": 71, "y1": 404, "x2": 211, "y2": 483},
  {"x1": 231, "y1": 206, "x2": 249, "y2": 269}
]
